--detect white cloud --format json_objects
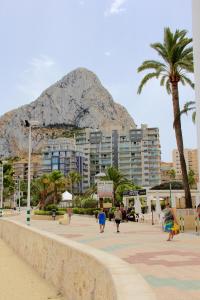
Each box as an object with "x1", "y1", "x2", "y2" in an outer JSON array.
[
  {"x1": 104, "y1": 0, "x2": 127, "y2": 16},
  {"x1": 17, "y1": 55, "x2": 62, "y2": 101},
  {"x1": 104, "y1": 51, "x2": 111, "y2": 56},
  {"x1": 79, "y1": 0, "x2": 85, "y2": 5}
]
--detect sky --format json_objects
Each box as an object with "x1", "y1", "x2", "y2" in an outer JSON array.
[{"x1": 0, "y1": 0, "x2": 196, "y2": 161}]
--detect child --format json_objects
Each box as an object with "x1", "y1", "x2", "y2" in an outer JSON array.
[{"x1": 98, "y1": 208, "x2": 106, "y2": 233}]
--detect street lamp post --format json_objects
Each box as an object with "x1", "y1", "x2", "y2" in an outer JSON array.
[
  {"x1": 27, "y1": 123, "x2": 32, "y2": 225},
  {"x1": 23, "y1": 120, "x2": 39, "y2": 225}
]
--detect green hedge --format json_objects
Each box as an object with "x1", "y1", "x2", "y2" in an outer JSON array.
[
  {"x1": 72, "y1": 208, "x2": 100, "y2": 215},
  {"x1": 34, "y1": 210, "x2": 65, "y2": 215}
]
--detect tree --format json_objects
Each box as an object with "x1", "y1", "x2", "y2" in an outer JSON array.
[
  {"x1": 48, "y1": 170, "x2": 66, "y2": 204},
  {"x1": 67, "y1": 171, "x2": 82, "y2": 195},
  {"x1": 188, "y1": 169, "x2": 196, "y2": 188},
  {"x1": 137, "y1": 28, "x2": 194, "y2": 208},
  {"x1": 31, "y1": 174, "x2": 51, "y2": 208},
  {"x1": 1, "y1": 162, "x2": 15, "y2": 200},
  {"x1": 115, "y1": 182, "x2": 139, "y2": 203},
  {"x1": 103, "y1": 166, "x2": 130, "y2": 204},
  {"x1": 167, "y1": 169, "x2": 176, "y2": 181}
]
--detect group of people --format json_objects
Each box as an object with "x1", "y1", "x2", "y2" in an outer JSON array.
[
  {"x1": 67, "y1": 202, "x2": 200, "y2": 241},
  {"x1": 98, "y1": 206, "x2": 122, "y2": 233},
  {"x1": 98, "y1": 202, "x2": 180, "y2": 240}
]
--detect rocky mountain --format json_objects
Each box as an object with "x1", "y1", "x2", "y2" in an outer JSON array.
[{"x1": 0, "y1": 68, "x2": 136, "y2": 157}]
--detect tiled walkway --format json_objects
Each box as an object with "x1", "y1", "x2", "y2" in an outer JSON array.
[{"x1": 10, "y1": 213, "x2": 200, "y2": 300}]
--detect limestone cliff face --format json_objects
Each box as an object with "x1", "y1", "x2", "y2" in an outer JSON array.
[{"x1": 0, "y1": 68, "x2": 136, "y2": 157}]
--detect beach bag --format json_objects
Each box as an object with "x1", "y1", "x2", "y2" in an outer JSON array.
[{"x1": 172, "y1": 223, "x2": 180, "y2": 235}]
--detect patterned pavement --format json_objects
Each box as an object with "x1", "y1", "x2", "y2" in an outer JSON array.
[{"x1": 10, "y1": 213, "x2": 200, "y2": 300}]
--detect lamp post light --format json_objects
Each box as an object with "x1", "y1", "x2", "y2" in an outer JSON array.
[{"x1": 23, "y1": 120, "x2": 39, "y2": 225}]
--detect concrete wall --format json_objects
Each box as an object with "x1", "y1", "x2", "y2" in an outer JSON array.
[{"x1": 0, "y1": 219, "x2": 155, "y2": 300}]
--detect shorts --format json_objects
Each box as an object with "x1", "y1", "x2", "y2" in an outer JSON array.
[
  {"x1": 115, "y1": 219, "x2": 121, "y2": 224},
  {"x1": 99, "y1": 221, "x2": 105, "y2": 225}
]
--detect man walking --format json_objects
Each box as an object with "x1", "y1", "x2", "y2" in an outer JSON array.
[{"x1": 114, "y1": 206, "x2": 122, "y2": 233}]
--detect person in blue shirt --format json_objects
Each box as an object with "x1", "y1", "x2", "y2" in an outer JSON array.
[{"x1": 98, "y1": 208, "x2": 106, "y2": 233}]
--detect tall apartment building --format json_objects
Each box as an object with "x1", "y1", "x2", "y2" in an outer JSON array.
[
  {"x1": 13, "y1": 157, "x2": 42, "y2": 180},
  {"x1": 172, "y1": 149, "x2": 199, "y2": 181},
  {"x1": 42, "y1": 138, "x2": 89, "y2": 193},
  {"x1": 76, "y1": 125, "x2": 161, "y2": 187}
]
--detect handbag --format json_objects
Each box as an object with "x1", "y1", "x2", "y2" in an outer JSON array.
[{"x1": 172, "y1": 223, "x2": 180, "y2": 235}]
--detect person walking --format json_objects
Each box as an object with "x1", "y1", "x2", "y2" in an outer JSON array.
[
  {"x1": 163, "y1": 203, "x2": 178, "y2": 241},
  {"x1": 98, "y1": 208, "x2": 106, "y2": 233},
  {"x1": 67, "y1": 207, "x2": 72, "y2": 224},
  {"x1": 114, "y1": 206, "x2": 122, "y2": 233}
]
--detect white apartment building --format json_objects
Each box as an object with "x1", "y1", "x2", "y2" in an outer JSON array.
[{"x1": 76, "y1": 125, "x2": 161, "y2": 187}]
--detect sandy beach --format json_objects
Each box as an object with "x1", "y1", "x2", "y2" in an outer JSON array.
[{"x1": 0, "y1": 238, "x2": 65, "y2": 300}]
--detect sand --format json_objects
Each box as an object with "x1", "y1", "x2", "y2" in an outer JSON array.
[{"x1": 0, "y1": 238, "x2": 65, "y2": 300}]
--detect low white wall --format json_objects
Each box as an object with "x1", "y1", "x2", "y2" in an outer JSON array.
[{"x1": 0, "y1": 219, "x2": 155, "y2": 300}]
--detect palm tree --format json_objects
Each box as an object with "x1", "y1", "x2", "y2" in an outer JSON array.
[
  {"x1": 31, "y1": 174, "x2": 51, "y2": 208},
  {"x1": 48, "y1": 170, "x2": 66, "y2": 204},
  {"x1": 137, "y1": 28, "x2": 194, "y2": 208},
  {"x1": 67, "y1": 171, "x2": 82, "y2": 195},
  {"x1": 104, "y1": 166, "x2": 129, "y2": 204},
  {"x1": 188, "y1": 169, "x2": 196, "y2": 188},
  {"x1": 167, "y1": 169, "x2": 176, "y2": 181}
]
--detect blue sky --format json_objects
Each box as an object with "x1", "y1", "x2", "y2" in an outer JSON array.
[{"x1": 0, "y1": 0, "x2": 195, "y2": 161}]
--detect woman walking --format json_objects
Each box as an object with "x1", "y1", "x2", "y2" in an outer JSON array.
[
  {"x1": 163, "y1": 203, "x2": 178, "y2": 241},
  {"x1": 114, "y1": 206, "x2": 122, "y2": 233},
  {"x1": 98, "y1": 208, "x2": 106, "y2": 233}
]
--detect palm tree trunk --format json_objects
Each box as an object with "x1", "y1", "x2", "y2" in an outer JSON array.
[{"x1": 171, "y1": 81, "x2": 192, "y2": 208}]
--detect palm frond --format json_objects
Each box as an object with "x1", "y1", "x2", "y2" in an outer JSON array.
[
  {"x1": 180, "y1": 75, "x2": 194, "y2": 89},
  {"x1": 192, "y1": 111, "x2": 196, "y2": 123},
  {"x1": 137, "y1": 72, "x2": 160, "y2": 94},
  {"x1": 166, "y1": 79, "x2": 171, "y2": 94},
  {"x1": 137, "y1": 60, "x2": 166, "y2": 73}
]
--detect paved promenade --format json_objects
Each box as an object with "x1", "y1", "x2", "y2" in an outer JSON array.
[
  {"x1": 0, "y1": 237, "x2": 64, "y2": 300},
  {"x1": 10, "y1": 213, "x2": 200, "y2": 300}
]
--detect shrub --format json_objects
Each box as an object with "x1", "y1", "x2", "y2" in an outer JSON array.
[
  {"x1": 44, "y1": 204, "x2": 58, "y2": 211},
  {"x1": 34, "y1": 210, "x2": 64, "y2": 215},
  {"x1": 72, "y1": 207, "x2": 80, "y2": 214},
  {"x1": 81, "y1": 198, "x2": 97, "y2": 208},
  {"x1": 72, "y1": 207, "x2": 99, "y2": 215}
]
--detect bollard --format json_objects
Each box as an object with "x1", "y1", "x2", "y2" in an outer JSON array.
[{"x1": 26, "y1": 209, "x2": 30, "y2": 225}]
